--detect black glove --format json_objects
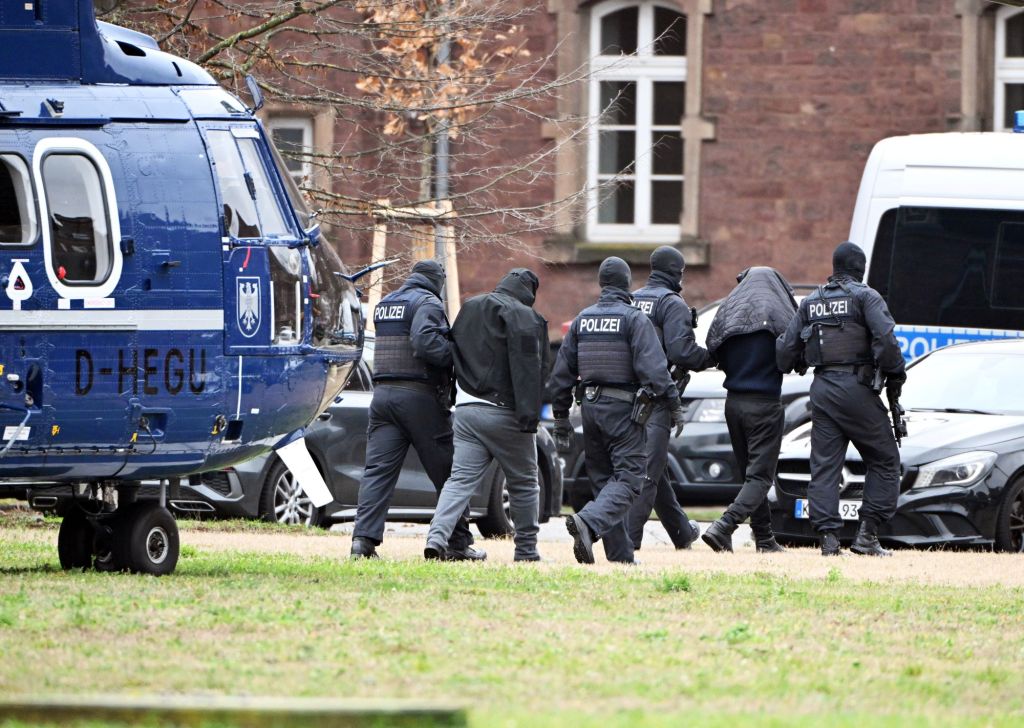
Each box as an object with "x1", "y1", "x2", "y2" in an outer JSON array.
[
  {"x1": 886, "y1": 373, "x2": 905, "y2": 400},
  {"x1": 520, "y1": 419, "x2": 539, "y2": 434},
  {"x1": 553, "y1": 416, "x2": 574, "y2": 451},
  {"x1": 670, "y1": 402, "x2": 686, "y2": 438}
]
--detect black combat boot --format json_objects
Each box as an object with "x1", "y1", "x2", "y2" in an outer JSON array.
[
  {"x1": 566, "y1": 514, "x2": 595, "y2": 564},
  {"x1": 701, "y1": 519, "x2": 735, "y2": 553},
  {"x1": 675, "y1": 520, "x2": 701, "y2": 550},
  {"x1": 755, "y1": 536, "x2": 787, "y2": 553},
  {"x1": 444, "y1": 545, "x2": 488, "y2": 562},
  {"x1": 350, "y1": 536, "x2": 379, "y2": 559},
  {"x1": 850, "y1": 520, "x2": 891, "y2": 557},
  {"x1": 820, "y1": 531, "x2": 842, "y2": 556}
]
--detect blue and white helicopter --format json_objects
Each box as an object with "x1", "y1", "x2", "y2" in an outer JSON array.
[{"x1": 0, "y1": 1, "x2": 367, "y2": 574}]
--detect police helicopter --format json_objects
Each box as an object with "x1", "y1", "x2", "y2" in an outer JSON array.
[{"x1": 0, "y1": 1, "x2": 370, "y2": 574}]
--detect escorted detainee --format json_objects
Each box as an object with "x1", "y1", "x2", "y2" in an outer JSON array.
[
  {"x1": 547, "y1": 257, "x2": 680, "y2": 564},
  {"x1": 625, "y1": 246, "x2": 709, "y2": 551},
  {"x1": 424, "y1": 269, "x2": 549, "y2": 562},
  {"x1": 702, "y1": 266, "x2": 797, "y2": 554},
  {"x1": 777, "y1": 242, "x2": 906, "y2": 557},
  {"x1": 350, "y1": 260, "x2": 485, "y2": 561}
]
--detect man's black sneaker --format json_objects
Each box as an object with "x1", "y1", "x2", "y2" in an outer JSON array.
[
  {"x1": 514, "y1": 554, "x2": 543, "y2": 562},
  {"x1": 701, "y1": 520, "x2": 734, "y2": 553},
  {"x1": 820, "y1": 531, "x2": 842, "y2": 556},
  {"x1": 444, "y1": 545, "x2": 487, "y2": 562},
  {"x1": 565, "y1": 514, "x2": 595, "y2": 564},
  {"x1": 850, "y1": 521, "x2": 892, "y2": 557},
  {"x1": 755, "y1": 537, "x2": 787, "y2": 553},
  {"x1": 423, "y1": 544, "x2": 444, "y2": 560},
  {"x1": 676, "y1": 520, "x2": 701, "y2": 550},
  {"x1": 350, "y1": 536, "x2": 379, "y2": 559}
]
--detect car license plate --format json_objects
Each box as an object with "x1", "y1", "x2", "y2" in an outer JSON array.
[{"x1": 793, "y1": 499, "x2": 862, "y2": 520}]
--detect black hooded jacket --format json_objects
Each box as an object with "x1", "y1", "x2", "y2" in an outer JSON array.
[
  {"x1": 706, "y1": 267, "x2": 798, "y2": 355},
  {"x1": 450, "y1": 270, "x2": 550, "y2": 432}
]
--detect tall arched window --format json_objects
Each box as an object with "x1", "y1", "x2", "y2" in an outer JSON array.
[
  {"x1": 995, "y1": 6, "x2": 1024, "y2": 130},
  {"x1": 588, "y1": 1, "x2": 687, "y2": 242}
]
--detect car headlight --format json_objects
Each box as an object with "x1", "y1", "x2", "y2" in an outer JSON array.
[
  {"x1": 913, "y1": 451, "x2": 997, "y2": 489},
  {"x1": 690, "y1": 398, "x2": 726, "y2": 423}
]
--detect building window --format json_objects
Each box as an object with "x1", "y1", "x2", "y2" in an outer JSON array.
[
  {"x1": 996, "y1": 6, "x2": 1024, "y2": 130},
  {"x1": 588, "y1": 1, "x2": 686, "y2": 243},
  {"x1": 267, "y1": 117, "x2": 314, "y2": 185}
]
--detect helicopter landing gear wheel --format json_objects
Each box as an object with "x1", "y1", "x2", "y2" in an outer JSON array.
[
  {"x1": 57, "y1": 508, "x2": 93, "y2": 570},
  {"x1": 116, "y1": 503, "x2": 179, "y2": 576}
]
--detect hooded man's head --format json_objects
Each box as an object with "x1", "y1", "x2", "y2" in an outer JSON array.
[
  {"x1": 832, "y1": 241, "x2": 866, "y2": 282},
  {"x1": 497, "y1": 267, "x2": 540, "y2": 306},
  {"x1": 411, "y1": 259, "x2": 446, "y2": 296},
  {"x1": 650, "y1": 246, "x2": 685, "y2": 280},
  {"x1": 598, "y1": 256, "x2": 631, "y2": 292}
]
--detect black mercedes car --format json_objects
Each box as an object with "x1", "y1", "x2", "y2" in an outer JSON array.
[
  {"x1": 770, "y1": 339, "x2": 1024, "y2": 551},
  {"x1": 20, "y1": 355, "x2": 564, "y2": 536}
]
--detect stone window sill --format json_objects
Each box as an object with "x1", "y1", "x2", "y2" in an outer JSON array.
[{"x1": 542, "y1": 235, "x2": 710, "y2": 266}]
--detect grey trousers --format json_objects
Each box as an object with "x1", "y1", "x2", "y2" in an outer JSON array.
[{"x1": 427, "y1": 404, "x2": 541, "y2": 559}]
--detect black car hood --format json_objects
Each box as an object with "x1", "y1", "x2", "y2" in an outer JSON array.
[{"x1": 781, "y1": 410, "x2": 1024, "y2": 465}]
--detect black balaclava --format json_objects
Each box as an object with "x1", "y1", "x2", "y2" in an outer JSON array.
[
  {"x1": 649, "y1": 245, "x2": 685, "y2": 292},
  {"x1": 832, "y1": 241, "x2": 866, "y2": 282},
  {"x1": 598, "y1": 256, "x2": 631, "y2": 292},
  {"x1": 411, "y1": 259, "x2": 446, "y2": 296}
]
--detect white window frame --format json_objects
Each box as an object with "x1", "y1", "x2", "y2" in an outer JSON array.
[
  {"x1": 587, "y1": 0, "x2": 687, "y2": 244},
  {"x1": 995, "y1": 6, "x2": 1024, "y2": 131},
  {"x1": 33, "y1": 137, "x2": 122, "y2": 301},
  {"x1": 266, "y1": 116, "x2": 314, "y2": 185},
  {"x1": 0, "y1": 154, "x2": 38, "y2": 247}
]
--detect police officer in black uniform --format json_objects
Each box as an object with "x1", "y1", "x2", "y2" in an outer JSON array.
[
  {"x1": 547, "y1": 257, "x2": 681, "y2": 564},
  {"x1": 625, "y1": 246, "x2": 710, "y2": 550},
  {"x1": 350, "y1": 260, "x2": 484, "y2": 561},
  {"x1": 777, "y1": 242, "x2": 905, "y2": 557}
]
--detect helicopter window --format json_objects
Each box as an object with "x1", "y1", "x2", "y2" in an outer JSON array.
[
  {"x1": 205, "y1": 130, "x2": 261, "y2": 239},
  {"x1": 309, "y1": 238, "x2": 360, "y2": 351},
  {"x1": 41, "y1": 154, "x2": 112, "y2": 284},
  {"x1": 236, "y1": 138, "x2": 289, "y2": 238},
  {"x1": 0, "y1": 155, "x2": 37, "y2": 245},
  {"x1": 267, "y1": 134, "x2": 313, "y2": 228},
  {"x1": 268, "y1": 246, "x2": 302, "y2": 346}
]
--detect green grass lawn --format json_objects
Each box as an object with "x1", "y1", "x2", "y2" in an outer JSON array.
[{"x1": 1, "y1": 518, "x2": 1022, "y2": 727}]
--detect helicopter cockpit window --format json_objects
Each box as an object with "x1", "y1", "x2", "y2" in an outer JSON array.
[
  {"x1": 236, "y1": 138, "x2": 289, "y2": 238},
  {"x1": 267, "y1": 136, "x2": 313, "y2": 228},
  {"x1": 41, "y1": 154, "x2": 112, "y2": 284},
  {"x1": 0, "y1": 155, "x2": 37, "y2": 246},
  {"x1": 269, "y1": 246, "x2": 302, "y2": 346},
  {"x1": 309, "y1": 238, "x2": 360, "y2": 351},
  {"x1": 205, "y1": 130, "x2": 261, "y2": 239}
]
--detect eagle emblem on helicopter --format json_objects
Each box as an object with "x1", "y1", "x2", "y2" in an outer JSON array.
[{"x1": 237, "y1": 277, "x2": 261, "y2": 337}]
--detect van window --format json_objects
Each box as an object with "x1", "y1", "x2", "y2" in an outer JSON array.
[
  {"x1": 236, "y1": 137, "x2": 289, "y2": 237},
  {"x1": 0, "y1": 155, "x2": 37, "y2": 245},
  {"x1": 206, "y1": 130, "x2": 261, "y2": 238},
  {"x1": 868, "y1": 206, "x2": 1024, "y2": 330},
  {"x1": 41, "y1": 154, "x2": 112, "y2": 284}
]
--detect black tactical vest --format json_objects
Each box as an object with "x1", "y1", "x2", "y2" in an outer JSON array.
[
  {"x1": 576, "y1": 303, "x2": 638, "y2": 386},
  {"x1": 631, "y1": 285, "x2": 674, "y2": 350},
  {"x1": 373, "y1": 288, "x2": 440, "y2": 384},
  {"x1": 802, "y1": 281, "x2": 873, "y2": 367}
]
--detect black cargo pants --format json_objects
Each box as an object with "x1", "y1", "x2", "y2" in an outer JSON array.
[
  {"x1": 625, "y1": 400, "x2": 694, "y2": 549},
  {"x1": 352, "y1": 384, "x2": 473, "y2": 549},
  {"x1": 578, "y1": 394, "x2": 646, "y2": 563},
  {"x1": 721, "y1": 393, "x2": 783, "y2": 539},
  {"x1": 807, "y1": 370, "x2": 900, "y2": 534}
]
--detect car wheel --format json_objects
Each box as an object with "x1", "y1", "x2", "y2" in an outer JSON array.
[
  {"x1": 476, "y1": 466, "x2": 514, "y2": 538},
  {"x1": 995, "y1": 477, "x2": 1024, "y2": 553},
  {"x1": 57, "y1": 508, "x2": 93, "y2": 570},
  {"x1": 259, "y1": 459, "x2": 323, "y2": 528}
]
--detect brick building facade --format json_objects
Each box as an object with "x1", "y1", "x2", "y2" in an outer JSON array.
[{"x1": 144, "y1": 1, "x2": 1016, "y2": 337}]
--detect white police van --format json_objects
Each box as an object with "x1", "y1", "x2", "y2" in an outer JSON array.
[{"x1": 850, "y1": 122, "x2": 1024, "y2": 360}]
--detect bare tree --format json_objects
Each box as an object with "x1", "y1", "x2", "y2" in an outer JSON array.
[{"x1": 98, "y1": 0, "x2": 591, "y2": 277}]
